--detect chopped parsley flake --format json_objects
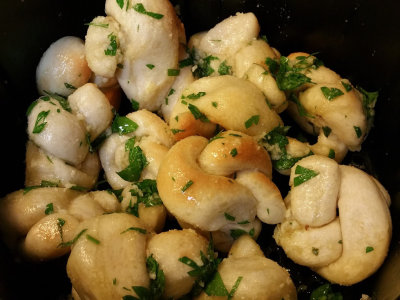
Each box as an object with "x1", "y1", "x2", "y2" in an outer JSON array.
[
  {"x1": 104, "y1": 33, "x2": 118, "y2": 56},
  {"x1": 116, "y1": 0, "x2": 124, "y2": 9},
  {"x1": 26, "y1": 100, "x2": 38, "y2": 116},
  {"x1": 167, "y1": 68, "x2": 180, "y2": 76},
  {"x1": 289, "y1": 93, "x2": 314, "y2": 118},
  {"x1": 57, "y1": 218, "x2": 65, "y2": 242},
  {"x1": 85, "y1": 22, "x2": 109, "y2": 28},
  {"x1": 117, "y1": 139, "x2": 148, "y2": 182},
  {"x1": 133, "y1": 3, "x2": 164, "y2": 19},
  {"x1": 32, "y1": 110, "x2": 50, "y2": 134},
  {"x1": 86, "y1": 234, "x2": 100, "y2": 245},
  {"x1": 266, "y1": 56, "x2": 313, "y2": 91},
  {"x1": 322, "y1": 126, "x2": 332, "y2": 137},
  {"x1": 354, "y1": 126, "x2": 362, "y2": 138},
  {"x1": 218, "y1": 61, "x2": 232, "y2": 75},
  {"x1": 146, "y1": 64, "x2": 155, "y2": 70},
  {"x1": 23, "y1": 180, "x2": 59, "y2": 194},
  {"x1": 341, "y1": 81, "x2": 352, "y2": 92},
  {"x1": 312, "y1": 247, "x2": 319, "y2": 256},
  {"x1": 184, "y1": 92, "x2": 206, "y2": 100},
  {"x1": 45, "y1": 203, "x2": 54, "y2": 215},
  {"x1": 171, "y1": 128, "x2": 185, "y2": 134},
  {"x1": 229, "y1": 133, "x2": 242, "y2": 137},
  {"x1": 204, "y1": 272, "x2": 228, "y2": 297},
  {"x1": 230, "y1": 148, "x2": 238, "y2": 157},
  {"x1": 188, "y1": 104, "x2": 209, "y2": 122},
  {"x1": 366, "y1": 246, "x2": 374, "y2": 253},
  {"x1": 70, "y1": 185, "x2": 89, "y2": 192},
  {"x1": 357, "y1": 86, "x2": 378, "y2": 132},
  {"x1": 230, "y1": 228, "x2": 254, "y2": 240},
  {"x1": 244, "y1": 115, "x2": 260, "y2": 129},
  {"x1": 64, "y1": 82, "x2": 77, "y2": 90},
  {"x1": 43, "y1": 91, "x2": 71, "y2": 112},
  {"x1": 181, "y1": 180, "x2": 193, "y2": 192},
  {"x1": 294, "y1": 165, "x2": 319, "y2": 187},
  {"x1": 179, "y1": 237, "x2": 221, "y2": 297},
  {"x1": 310, "y1": 283, "x2": 343, "y2": 300},
  {"x1": 130, "y1": 99, "x2": 139, "y2": 111},
  {"x1": 328, "y1": 149, "x2": 335, "y2": 159},
  {"x1": 126, "y1": 255, "x2": 165, "y2": 299},
  {"x1": 193, "y1": 54, "x2": 218, "y2": 78},
  {"x1": 224, "y1": 213, "x2": 235, "y2": 221},
  {"x1": 212, "y1": 102, "x2": 218, "y2": 108},
  {"x1": 58, "y1": 228, "x2": 87, "y2": 248},
  {"x1": 321, "y1": 86, "x2": 344, "y2": 100},
  {"x1": 237, "y1": 220, "x2": 249, "y2": 225},
  {"x1": 111, "y1": 114, "x2": 139, "y2": 135},
  {"x1": 120, "y1": 227, "x2": 147, "y2": 234}
]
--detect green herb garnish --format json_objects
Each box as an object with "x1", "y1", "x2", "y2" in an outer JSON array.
[
  {"x1": 86, "y1": 234, "x2": 101, "y2": 245},
  {"x1": 26, "y1": 100, "x2": 38, "y2": 116},
  {"x1": 293, "y1": 165, "x2": 319, "y2": 187},
  {"x1": 354, "y1": 126, "x2": 362, "y2": 138},
  {"x1": 64, "y1": 82, "x2": 77, "y2": 90},
  {"x1": 266, "y1": 56, "x2": 312, "y2": 91},
  {"x1": 322, "y1": 126, "x2": 332, "y2": 137},
  {"x1": 121, "y1": 227, "x2": 147, "y2": 234},
  {"x1": 146, "y1": 64, "x2": 155, "y2": 70},
  {"x1": 116, "y1": 0, "x2": 124, "y2": 9},
  {"x1": 328, "y1": 149, "x2": 335, "y2": 159},
  {"x1": 45, "y1": 203, "x2": 54, "y2": 215},
  {"x1": 185, "y1": 92, "x2": 206, "y2": 100},
  {"x1": 357, "y1": 86, "x2": 378, "y2": 132},
  {"x1": 366, "y1": 246, "x2": 374, "y2": 253},
  {"x1": 126, "y1": 255, "x2": 165, "y2": 300},
  {"x1": 218, "y1": 61, "x2": 232, "y2": 75},
  {"x1": 310, "y1": 283, "x2": 343, "y2": 300},
  {"x1": 105, "y1": 33, "x2": 118, "y2": 56},
  {"x1": 167, "y1": 69, "x2": 180, "y2": 76},
  {"x1": 43, "y1": 91, "x2": 71, "y2": 112},
  {"x1": 321, "y1": 87, "x2": 344, "y2": 100},
  {"x1": 131, "y1": 99, "x2": 140, "y2": 111},
  {"x1": 133, "y1": 3, "x2": 164, "y2": 19},
  {"x1": 244, "y1": 115, "x2": 260, "y2": 129},
  {"x1": 288, "y1": 93, "x2": 314, "y2": 118},
  {"x1": 117, "y1": 140, "x2": 148, "y2": 182},
  {"x1": 188, "y1": 104, "x2": 209, "y2": 122},
  {"x1": 85, "y1": 22, "x2": 109, "y2": 28},
  {"x1": 171, "y1": 128, "x2": 185, "y2": 135},
  {"x1": 193, "y1": 54, "x2": 218, "y2": 78},
  {"x1": 341, "y1": 81, "x2": 352, "y2": 92},
  {"x1": 32, "y1": 110, "x2": 50, "y2": 134},
  {"x1": 111, "y1": 114, "x2": 139, "y2": 135},
  {"x1": 179, "y1": 236, "x2": 221, "y2": 297},
  {"x1": 230, "y1": 148, "x2": 238, "y2": 157},
  {"x1": 181, "y1": 180, "x2": 194, "y2": 192},
  {"x1": 58, "y1": 228, "x2": 87, "y2": 248},
  {"x1": 224, "y1": 213, "x2": 235, "y2": 221}
]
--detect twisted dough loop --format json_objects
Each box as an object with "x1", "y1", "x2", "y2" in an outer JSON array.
[
  {"x1": 196, "y1": 235, "x2": 297, "y2": 300},
  {"x1": 157, "y1": 131, "x2": 285, "y2": 236},
  {"x1": 0, "y1": 187, "x2": 121, "y2": 261},
  {"x1": 274, "y1": 155, "x2": 392, "y2": 285},
  {"x1": 99, "y1": 109, "x2": 174, "y2": 190},
  {"x1": 170, "y1": 75, "x2": 282, "y2": 141}
]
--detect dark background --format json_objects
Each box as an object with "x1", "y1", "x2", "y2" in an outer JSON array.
[{"x1": 0, "y1": 0, "x2": 399, "y2": 299}]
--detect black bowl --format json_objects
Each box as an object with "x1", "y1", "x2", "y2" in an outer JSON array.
[{"x1": 0, "y1": 0, "x2": 399, "y2": 299}]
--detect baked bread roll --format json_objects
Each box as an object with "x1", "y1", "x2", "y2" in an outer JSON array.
[{"x1": 274, "y1": 155, "x2": 392, "y2": 285}]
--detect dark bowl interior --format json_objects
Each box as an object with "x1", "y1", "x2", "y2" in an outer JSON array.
[{"x1": 0, "y1": 0, "x2": 399, "y2": 299}]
